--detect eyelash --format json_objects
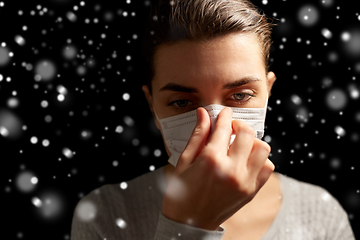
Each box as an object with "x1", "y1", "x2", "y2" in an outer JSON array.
[{"x1": 168, "y1": 92, "x2": 254, "y2": 111}]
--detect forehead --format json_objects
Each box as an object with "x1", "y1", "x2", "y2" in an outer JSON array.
[{"x1": 152, "y1": 32, "x2": 265, "y2": 87}]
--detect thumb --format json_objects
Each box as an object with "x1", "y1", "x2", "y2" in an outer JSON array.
[{"x1": 175, "y1": 107, "x2": 211, "y2": 173}]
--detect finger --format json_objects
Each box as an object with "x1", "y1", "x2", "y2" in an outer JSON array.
[
  {"x1": 205, "y1": 107, "x2": 233, "y2": 155},
  {"x1": 228, "y1": 119, "x2": 255, "y2": 169},
  {"x1": 255, "y1": 159, "x2": 275, "y2": 191},
  {"x1": 176, "y1": 107, "x2": 211, "y2": 173},
  {"x1": 246, "y1": 139, "x2": 272, "y2": 180}
]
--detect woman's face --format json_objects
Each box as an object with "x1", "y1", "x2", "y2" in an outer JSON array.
[{"x1": 143, "y1": 32, "x2": 276, "y2": 157}]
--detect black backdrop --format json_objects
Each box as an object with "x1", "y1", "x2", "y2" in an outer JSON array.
[{"x1": 1, "y1": 0, "x2": 359, "y2": 239}]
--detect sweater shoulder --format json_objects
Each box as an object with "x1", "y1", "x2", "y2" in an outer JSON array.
[
  {"x1": 71, "y1": 167, "x2": 166, "y2": 239},
  {"x1": 278, "y1": 173, "x2": 350, "y2": 235},
  {"x1": 280, "y1": 173, "x2": 342, "y2": 208},
  {"x1": 78, "y1": 166, "x2": 166, "y2": 205}
]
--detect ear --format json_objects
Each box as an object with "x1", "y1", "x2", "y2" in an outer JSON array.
[
  {"x1": 142, "y1": 85, "x2": 161, "y2": 130},
  {"x1": 266, "y1": 71, "x2": 276, "y2": 97}
]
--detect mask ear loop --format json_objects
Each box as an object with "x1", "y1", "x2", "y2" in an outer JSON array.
[
  {"x1": 258, "y1": 92, "x2": 269, "y2": 139},
  {"x1": 264, "y1": 92, "x2": 269, "y2": 110},
  {"x1": 153, "y1": 110, "x2": 159, "y2": 121}
]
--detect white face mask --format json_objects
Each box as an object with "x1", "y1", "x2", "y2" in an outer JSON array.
[{"x1": 154, "y1": 94, "x2": 268, "y2": 167}]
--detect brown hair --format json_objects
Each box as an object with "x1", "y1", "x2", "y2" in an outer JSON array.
[{"x1": 141, "y1": 0, "x2": 276, "y2": 95}]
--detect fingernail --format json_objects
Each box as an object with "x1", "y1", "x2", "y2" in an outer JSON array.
[{"x1": 227, "y1": 107, "x2": 233, "y2": 115}]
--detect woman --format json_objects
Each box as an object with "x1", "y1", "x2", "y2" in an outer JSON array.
[{"x1": 71, "y1": 0, "x2": 355, "y2": 239}]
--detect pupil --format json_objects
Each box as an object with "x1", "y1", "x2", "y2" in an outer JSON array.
[
  {"x1": 234, "y1": 93, "x2": 245, "y2": 100},
  {"x1": 177, "y1": 100, "x2": 188, "y2": 107}
]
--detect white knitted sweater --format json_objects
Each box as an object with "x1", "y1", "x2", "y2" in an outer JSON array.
[{"x1": 71, "y1": 166, "x2": 355, "y2": 240}]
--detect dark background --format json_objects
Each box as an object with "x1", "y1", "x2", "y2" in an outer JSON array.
[{"x1": 1, "y1": 0, "x2": 359, "y2": 239}]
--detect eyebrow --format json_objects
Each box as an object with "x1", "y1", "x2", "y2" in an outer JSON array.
[{"x1": 159, "y1": 77, "x2": 261, "y2": 93}]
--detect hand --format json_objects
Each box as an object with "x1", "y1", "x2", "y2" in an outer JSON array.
[{"x1": 161, "y1": 107, "x2": 275, "y2": 230}]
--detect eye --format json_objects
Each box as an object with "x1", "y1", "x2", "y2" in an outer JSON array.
[
  {"x1": 174, "y1": 100, "x2": 190, "y2": 107},
  {"x1": 233, "y1": 93, "x2": 247, "y2": 100},
  {"x1": 231, "y1": 92, "x2": 254, "y2": 104},
  {"x1": 168, "y1": 99, "x2": 192, "y2": 108}
]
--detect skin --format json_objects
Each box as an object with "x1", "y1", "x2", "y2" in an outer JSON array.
[{"x1": 142, "y1": 32, "x2": 279, "y2": 236}]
